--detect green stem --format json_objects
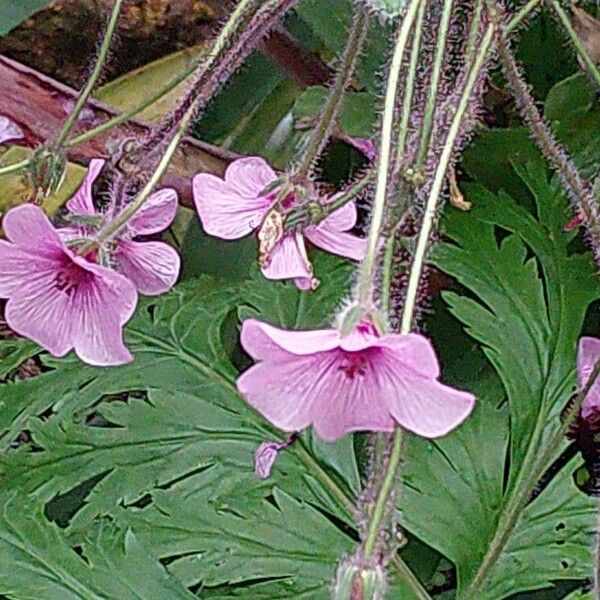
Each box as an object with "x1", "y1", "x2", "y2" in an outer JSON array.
[
  {"x1": 363, "y1": 428, "x2": 404, "y2": 559},
  {"x1": 66, "y1": 63, "x2": 199, "y2": 149},
  {"x1": 547, "y1": 0, "x2": 600, "y2": 90},
  {"x1": 465, "y1": 0, "x2": 484, "y2": 58},
  {"x1": 415, "y1": 0, "x2": 454, "y2": 168},
  {"x1": 0, "y1": 158, "x2": 31, "y2": 176},
  {"x1": 464, "y1": 359, "x2": 600, "y2": 598},
  {"x1": 356, "y1": 0, "x2": 423, "y2": 308},
  {"x1": 505, "y1": 0, "x2": 540, "y2": 34},
  {"x1": 53, "y1": 0, "x2": 124, "y2": 149},
  {"x1": 400, "y1": 24, "x2": 495, "y2": 334},
  {"x1": 294, "y1": 8, "x2": 369, "y2": 180},
  {"x1": 285, "y1": 169, "x2": 374, "y2": 229},
  {"x1": 397, "y1": 0, "x2": 426, "y2": 162},
  {"x1": 390, "y1": 555, "x2": 432, "y2": 600}
]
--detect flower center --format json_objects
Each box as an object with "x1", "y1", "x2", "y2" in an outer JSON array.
[
  {"x1": 338, "y1": 352, "x2": 368, "y2": 380},
  {"x1": 54, "y1": 262, "x2": 91, "y2": 296}
]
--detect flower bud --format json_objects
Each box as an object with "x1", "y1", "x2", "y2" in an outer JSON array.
[
  {"x1": 254, "y1": 441, "x2": 284, "y2": 479},
  {"x1": 333, "y1": 560, "x2": 387, "y2": 600}
]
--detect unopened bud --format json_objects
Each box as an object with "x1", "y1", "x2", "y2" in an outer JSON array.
[
  {"x1": 254, "y1": 441, "x2": 284, "y2": 479},
  {"x1": 334, "y1": 560, "x2": 387, "y2": 600}
]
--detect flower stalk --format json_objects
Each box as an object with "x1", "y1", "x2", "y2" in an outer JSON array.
[
  {"x1": 293, "y1": 7, "x2": 369, "y2": 181},
  {"x1": 401, "y1": 23, "x2": 494, "y2": 333},
  {"x1": 53, "y1": 0, "x2": 124, "y2": 149},
  {"x1": 356, "y1": 0, "x2": 423, "y2": 310},
  {"x1": 414, "y1": 0, "x2": 453, "y2": 169}
]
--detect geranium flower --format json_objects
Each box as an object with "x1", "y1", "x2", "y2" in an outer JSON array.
[
  {"x1": 237, "y1": 318, "x2": 476, "y2": 441},
  {"x1": 0, "y1": 204, "x2": 137, "y2": 366},
  {"x1": 192, "y1": 156, "x2": 366, "y2": 289},
  {"x1": 62, "y1": 159, "x2": 180, "y2": 296}
]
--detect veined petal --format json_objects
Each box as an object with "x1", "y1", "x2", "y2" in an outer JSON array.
[
  {"x1": 225, "y1": 156, "x2": 278, "y2": 197},
  {"x1": 4, "y1": 269, "x2": 77, "y2": 357},
  {"x1": 70, "y1": 263, "x2": 137, "y2": 366},
  {"x1": 0, "y1": 241, "x2": 59, "y2": 295},
  {"x1": 237, "y1": 353, "x2": 333, "y2": 433},
  {"x1": 2, "y1": 204, "x2": 63, "y2": 250},
  {"x1": 193, "y1": 173, "x2": 271, "y2": 239},
  {"x1": 114, "y1": 239, "x2": 180, "y2": 295},
  {"x1": 240, "y1": 318, "x2": 341, "y2": 359},
  {"x1": 261, "y1": 233, "x2": 313, "y2": 281},
  {"x1": 238, "y1": 351, "x2": 395, "y2": 442},
  {"x1": 67, "y1": 158, "x2": 104, "y2": 216},
  {"x1": 378, "y1": 350, "x2": 475, "y2": 438},
  {"x1": 128, "y1": 188, "x2": 178, "y2": 236},
  {"x1": 305, "y1": 226, "x2": 366, "y2": 261}
]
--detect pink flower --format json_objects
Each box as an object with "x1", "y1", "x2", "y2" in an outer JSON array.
[
  {"x1": 0, "y1": 204, "x2": 137, "y2": 366},
  {"x1": 577, "y1": 337, "x2": 600, "y2": 420},
  {"x1": 62, "y1": 159, "x2": 180, "y2": 296},
  {"x1": 237, "y1": 318, "x2": 476, "y2": 441},
  {"x1": 192, "y1": 157, "x2": 366, "y2": 289}
]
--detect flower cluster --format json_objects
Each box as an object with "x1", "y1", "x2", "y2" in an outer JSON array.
[
  {"x1": 0, "y1": 153, "x2": 477, "y2": 450},
  {"x1": 0, "y1": 159, "x2": 179, "y2": 365}
]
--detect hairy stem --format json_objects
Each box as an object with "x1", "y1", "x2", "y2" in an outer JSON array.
[
  {"x1": 293, "y1": 8, "x2": 369, "y2": 180},
  {"x1": 397, "y1": 0, "x2": 426, "y2": 161},
  {"x1": 496, "y1": 33, "x2": 600, "y2": 264},
  {"x1": 363, "y1": 428, "x2": 403, "y2": 559},
  {"x1": 415, "y1": 0, "x2": 453, "y2": 168},
  {"x1": 53, "y1": 0, "x2": 123, "y2": 149},
  {"x1": 547, "y1": 0, "x2": 600, "y2": 89},
  {"x1": 401, "y1": 24, "x2": 495, "y2": 333},
  {"x1": 465, "y1": 359, "x2": 600, "y2": 597},
  {"x1": 505, "y1": 0, "x2": 541, "y2": 34},
  {"x1": 356, "y1": 0, "x2": 423, "y2": 308}
]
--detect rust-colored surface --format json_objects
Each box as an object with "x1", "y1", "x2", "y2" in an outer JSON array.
[{"x1": 0, "y1": 55, "x2": 238, "y2": 207}]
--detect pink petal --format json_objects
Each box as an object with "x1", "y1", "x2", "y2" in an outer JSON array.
[
  {"x1": 0, "y1": 116, "x2": 23, "y2": 144},
  {"x1": 69, "y1": 268, "x2": 137, "y2": 366},
  {"x1": 261, "y1": 233, "x2": 314, "y2": 281},
  {"x1": 578, "y1": 336, "x2": 600, "y2": 418},
  {"x1": 2, "y1": 204, "x2": 64, "y2": 250},
  {"x1": 322, "y1": 198, "x2": 358, "y2": 231},
  {"x1": 377, "y1": 350, "x2": 475, "y2": 437},
  {"x1": 305, "y1": 226, "x2": 366, "y2": 261},
  {"x1": 66, "y1": 159, "x2": 104, "y2": 216},
  {"x1": 240, "y1": 318, "x2": 341, "y2": 359},
  {"x1": 237, "y1": 351, "x2": 395, "y2": 441},
  {"x1": 0, "y1": 241, "x2": 54, "y2": 295},
  {"x1": 114, "y1": 239, "x2": 180, "y2": 296},
  {"x1": 127, "y1": 189, "x2": 178, "y2": 236},
  {"x1": 237, "y1": 353, "x2": 333, "y2": 434},
  {"x1": 193, "y1": 173, "x2": 271, "y2": 240},
  {"x1": 4, "y1": 269, "x2": 77, "y2": 357},
  {"x1": 224, "y1": 156, "x2": 278, "y2": 198},
  {"x1": 376, "y1": 333, "x2": 441, "y2": 379},
  {"x1": 254, "y1": 441, "x2": 285, "y2": 479}
]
